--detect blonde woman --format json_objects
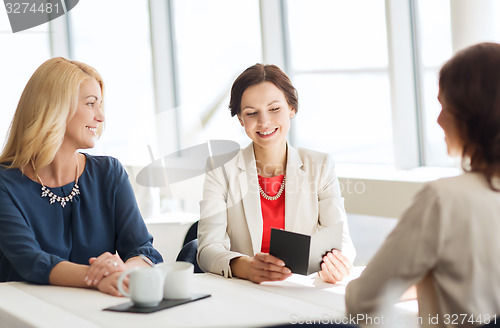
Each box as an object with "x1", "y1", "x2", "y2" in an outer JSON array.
[
  {"x1": 198, "y1": 64, "x2": 356, "y2": 283},
  {"x1": 0, "y1": 57, "x2": 162, "y2": 296}
]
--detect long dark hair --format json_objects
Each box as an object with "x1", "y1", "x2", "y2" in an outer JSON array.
[
  {"x1": 229, "y1": 64, "x2": 298, "y2": 117},
  {"x1": 439, "y1": 42, "x2": 500, "y2": 190}
]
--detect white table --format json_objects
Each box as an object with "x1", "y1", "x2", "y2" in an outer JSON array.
[{"x1": 0, "y1": 268, "x2": 418, "y2": 328}]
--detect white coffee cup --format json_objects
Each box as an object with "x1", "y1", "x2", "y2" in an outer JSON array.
[
  {"x1": 157, "y1": 262, "x2": 194, "y2": 299},
  {"x1": 117, "y1": 267, "x2": 163, "y2": 307}
]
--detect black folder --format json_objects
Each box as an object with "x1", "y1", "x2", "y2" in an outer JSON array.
[{"x1": 269, "y1": 222, "x2": 343, "y2": 275}]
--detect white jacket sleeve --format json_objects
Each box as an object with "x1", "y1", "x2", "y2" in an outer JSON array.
[
  {"x1": 318, "y1": 154, "x2": 356, "y2": 264},
  {"x1": 197, "y1": 166, "x2": 247, "y2": 277}
]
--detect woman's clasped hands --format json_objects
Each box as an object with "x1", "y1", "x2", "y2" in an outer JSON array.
[{"x1": 85, "y1": 252, "x2": 126, "y2": 296}]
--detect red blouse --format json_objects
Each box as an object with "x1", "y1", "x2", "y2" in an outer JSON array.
[{"x1": 258, "y1": 175, "x2": 285, "y2": 253}]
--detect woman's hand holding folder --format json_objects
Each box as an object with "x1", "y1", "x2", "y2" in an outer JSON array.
[{"x1": 230, "y1": 253, "x2": 293, "y2": 284}]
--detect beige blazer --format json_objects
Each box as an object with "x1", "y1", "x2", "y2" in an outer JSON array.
[
  {"x1": 346, "y1": 173, "x2": 500, "y2": 327},
  {"x1": 197, "y1": 142, "x2": 356, "y2": 277}
]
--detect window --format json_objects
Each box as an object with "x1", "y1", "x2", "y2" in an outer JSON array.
[
  {"x1": 416, "y1": 0, "x2": 453, "y2": 167},
  {"x1": 417, "y1": 0, "x2": 500, "y2": 167},
  {"x1": 172, "y1": 0, "x2": 262, "y2": 150},
  {"x1": 0, "y1": 11, "x2": 50, "y2": 145},
  {"x1": 286, "y1": 0, "x2": 393, "y2": 164},
  {"x1": 68, "y1": 0, "x2": 155, "y2": 166},
  {"x1": 2, "y1": 1, "x2": 499, "y2": 171}
]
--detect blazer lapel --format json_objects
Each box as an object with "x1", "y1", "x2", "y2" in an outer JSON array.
[
  {"x1": 284, "y1": 144, "x2": 306, "y2": 231},
  {"x1": 237, "y1": 143, "x2": 263, "y2": 255}
]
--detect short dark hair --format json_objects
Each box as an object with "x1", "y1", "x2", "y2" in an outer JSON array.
[
  {"x1": 229, "y1": 64, "x2": 298, "y2": 117},
  {"x1": 439, "y1": 42, "x2": 500, "y2": 190}
]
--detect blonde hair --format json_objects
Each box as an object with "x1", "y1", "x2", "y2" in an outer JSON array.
[{"x1": 0, "y1": 57, "x2": 104, "y2": 173}]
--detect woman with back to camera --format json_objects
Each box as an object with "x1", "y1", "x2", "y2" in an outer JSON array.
[
  {"x1": 0, "y1": 57, "x2": 162, "y2": 296},
  {"x1": 346, "y1": 42, "x2": 500, "y2": 327},
  {"x1": 197, "y1": 64, "x2": 356, "y2": 283}
]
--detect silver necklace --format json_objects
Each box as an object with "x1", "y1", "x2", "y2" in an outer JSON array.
[
  {"x1": 32, "y1": 156, "x2": 80, "y2": 208},
  {"x1": 259, "y1": 175, "x2": 286, "y2": 201}
]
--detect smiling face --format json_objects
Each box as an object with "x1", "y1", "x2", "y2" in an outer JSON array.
[
  {"x1": 238, "y1": 81, "x2": 296, "y2": 152},
  {"x1": 437, "y1": 90, "x2": 463, "y2": 157},
  {"x1": 63, "y1": 78, "x2": 104, "y2": 150}
]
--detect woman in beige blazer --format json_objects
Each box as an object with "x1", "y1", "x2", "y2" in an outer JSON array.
[
  {"x1": 346, "y1": 43, "x2": 500, "y2": 327},
  {"x1": 197, "y1": 64, "x2": 356, "y2": 284}
]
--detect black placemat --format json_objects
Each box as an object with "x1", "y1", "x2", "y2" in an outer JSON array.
[{"x1": 103, "y1": 293, "x2": 211, "y2": 314}]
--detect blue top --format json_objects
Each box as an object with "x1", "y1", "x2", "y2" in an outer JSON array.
[{"x1": 0, "y1": 154, "x2": 163, "y2": 284}]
